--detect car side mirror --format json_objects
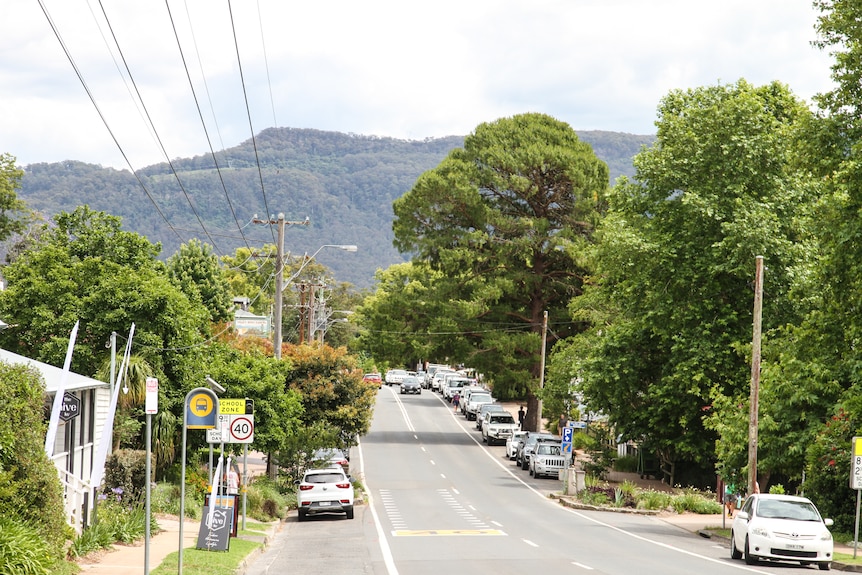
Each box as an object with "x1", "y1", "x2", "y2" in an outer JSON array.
[
  {"x1": 824, "y1": 518, "x2": 834, "y2": 527},
  {"x1": 736, "y1": 511, "x2": 749, "y2": 521}
]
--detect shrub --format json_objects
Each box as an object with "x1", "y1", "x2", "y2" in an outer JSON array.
[
  {"x1": 0, "y1": 515, "x2": 55, "y2": 575},
  {"x1": 103, "y1": 449, "x2": 148, "y2": 503},
  {"x1": 614, "y1": 455, "x2": 639, "y2": 473},
  {"x1": 769, "y1": 484, "x2": 786, "y2": 494},
  {"x1": 245, "y1": 477, "x2": 288, "y2": 521},
  {"x1": 572, "y1": 431, "x2": 596, "y2": 451},
  {"x1": 635, "y1": 489, "x2": 673, "y2": 511},
  {"x1": 0, "y1": 363, "x2": 67, "y2": 555}
]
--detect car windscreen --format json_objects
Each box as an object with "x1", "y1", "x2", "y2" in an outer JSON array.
[
  {"x1": 537, "y1": 444, "x2": 561, "y2": 455},
  {"x1": 756, "y1": 499, "x2": 821, "y2": 521},
  {"x1": 490, "y1": 415, "x2": 515, "y2": 424},
  {"x1": 470, "y1": 394, "x2": 491, "y2": 402}
]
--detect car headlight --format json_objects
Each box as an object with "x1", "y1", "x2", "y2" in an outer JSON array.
[
  {"x1": 821, "y1": 531, "x2": 833, "y2": 541},
  {"x1": 751, "y1": 526, "x2": 770, "y2": 538}
]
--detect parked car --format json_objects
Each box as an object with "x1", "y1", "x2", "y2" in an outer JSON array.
[
  {"x1": 362, "y1": 373, "x2": 382, "y2": 388},
  {"x1": 475, "y1": 403, "x2": 507, "y2": 430},
  {"x1": 516, "y1": 432, "x2": 557, "y2": 470},
  {"x1": 530, "y1": 443, "x2": 566, "y2": 478},
  {"x1": 400, "y1": 376, "x2": 422, "y2": 394},
  {"x1": 461, "y1": 386, "x2": 488, "y2": 416},
  {"x1": 481, "y1": 411, "x2": 519, "y2": 445},
  {"x1": 295, "y1": 467, "x2": 355, "y2": 521},
  {"x1": 311, "y1": 448, "x2": 350, "y2": 473},
  {"x1": 442, "y1": 376, "x2": 472, "y2": 401},
  {"x1": 506, "y1": 431, "x2": 528, "y2": 460},
  {"x1": 385, "y1": 369, "x2": 408, "y2": 386},
  {"x1": 431, "y1": 370, "x2": 458, "y2": 392},
  {"x1": 730, "y1": 493, "x2": 833, "y2": 570},
  {"x1": 464, "y1": 391, "x2": 493, "y2": 420}
]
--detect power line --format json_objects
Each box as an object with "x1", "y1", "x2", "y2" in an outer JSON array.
[
  {"x1": 36, "y1": 0, "x2": 184, "y2": 245},
  {"x1": 95, "y1": 0, "x2": 225, "y2": 255}
]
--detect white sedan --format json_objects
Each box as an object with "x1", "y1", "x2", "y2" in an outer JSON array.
[{"x1": 730, "y1": 493, "x2": 833, "y2": 570}]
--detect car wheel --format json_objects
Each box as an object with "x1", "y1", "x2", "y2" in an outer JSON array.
[
  {"x1": 743, "y1": 536, "x2": 757, "y2": 565},
  {"x1": 346, "y1": 508, "x2": 355, "y2": 520},
  {"x1": 297, "y1": 509, "x2": 307, "y2": 522},
  {"x1": 818, "y1": 562, "x2": 831, "y2": 571},
  {"x1": 730, "y1": 531, "x2": 742, "y2": 560}
]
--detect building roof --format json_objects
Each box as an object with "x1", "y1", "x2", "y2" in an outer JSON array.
[{"x1": 0, "y1": 347, "x2": 108, "y2": 392}]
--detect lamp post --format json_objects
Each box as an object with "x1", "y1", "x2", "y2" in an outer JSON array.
[{"x1": 273, "y1": 244, "x2": 357, "y2": 357}]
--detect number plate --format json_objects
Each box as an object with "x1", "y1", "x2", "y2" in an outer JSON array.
[
  {"x1": 319, "y1": 501, "x2": 331, "y2": 507},
  {"x1": 787, "y1": 544, "x2": 804, "y2": 550}
]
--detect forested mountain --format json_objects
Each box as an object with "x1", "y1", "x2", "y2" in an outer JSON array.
[{"x1": 18, "y1": 127, "x2": 653, "y2": 288}]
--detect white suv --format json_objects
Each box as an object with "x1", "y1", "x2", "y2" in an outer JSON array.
[
  {"x1": 465, "y1": 392, "x2": 492, "y2": 420},
  {"x1": 482, "y1": 411, "x2": 519, "y2": 445},
  {"x1": 296, "y1": 468, "x2": 355, "y2": 521}
]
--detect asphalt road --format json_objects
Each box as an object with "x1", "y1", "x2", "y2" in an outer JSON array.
[{"x1": 246, "y1": 386, "x2": 823, "y2": 575}]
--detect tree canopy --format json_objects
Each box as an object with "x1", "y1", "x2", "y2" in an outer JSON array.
[{"x1": 386, "y1": 113, "x2": 609, "y2": 429}]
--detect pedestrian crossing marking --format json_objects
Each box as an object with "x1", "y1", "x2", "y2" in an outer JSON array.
[{"x1": 393, "y1": 529, "x2": 506, "y2": 537}]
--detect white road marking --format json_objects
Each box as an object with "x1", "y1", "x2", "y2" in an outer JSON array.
[
  {"x1": 357, "y1": 439, "x2": 399, "y2": 575},
  {"x1": 571, "y1": 561, "x2": 594, "y2": 570},
  {"x1": 523, "y1": 539, "x2": 539, "y2": 547}
]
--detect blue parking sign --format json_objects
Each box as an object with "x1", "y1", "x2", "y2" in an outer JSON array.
[{"x1": 562, "y1": 426, "x2": 574, "y2": 444}]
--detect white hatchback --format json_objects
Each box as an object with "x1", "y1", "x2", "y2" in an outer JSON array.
[
  {"x1": 296, "y1": 468, "x2": 355, "y2": 521},
  {"x1": 730, "y1": 493, "x2": 833, "y2": 570}
]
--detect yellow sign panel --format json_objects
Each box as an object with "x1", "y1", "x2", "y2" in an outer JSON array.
[
  {"x1": 219, "y1": 399, "x2": 247, "y2": 415},
  {"x1": 855, "y1": 437, "x2": 862, "y2": 456},
  {"x1": 393, "y1": 529, "x2": 505, "y2": 537},
  {"x1": 189, "y1": 392, "x2": 214, "y2": 418}
]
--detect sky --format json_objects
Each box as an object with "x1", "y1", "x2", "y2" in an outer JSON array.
[{"x1": 0, "y1": 0, "x2": 836, "y2": 171}]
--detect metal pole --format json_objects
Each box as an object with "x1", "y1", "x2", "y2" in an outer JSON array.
[
  {"x1": 274, "y1": 213, "x2": 285, "y2": 359},
  {"x1": 855, "y1": 489, "x2": 860, "y2": 559},
  {"x1": 748, "y1": 256, "x2": 764, "y2": 496},
  {"x1": 178, "y1": 412, "x2": 187, "y2": 574},
  {"x1": 145, "y1": 413, "x2": 151, "y2": 574},
  {"x1": 242, "y1": 445, "x2": 248, "y2": 531}
]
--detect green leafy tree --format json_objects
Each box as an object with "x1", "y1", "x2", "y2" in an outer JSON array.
[
  {"x1": 168, "y1": 238, "x2": 233, "y2": 323},
  {"x1": 557, "y1": 81, "x2": 815, "y2": 485},
  {"x1": 0, "y1": 153, "x2": 28, "y2": 242},
  {"x1": 391, "y1": 113, "x2": 608, "y2": 430},
  {"x1": 221, "y1": 245, "x2": 277, "y2": 317}
]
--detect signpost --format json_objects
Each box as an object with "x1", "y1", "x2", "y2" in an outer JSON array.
[{"x1": 144, "y1": 378, "x2": 158, "y2": 574}]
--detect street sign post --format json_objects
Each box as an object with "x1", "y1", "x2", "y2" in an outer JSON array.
[{"x1": 853, "y1": 437, "x2": 862, "y2": 558}]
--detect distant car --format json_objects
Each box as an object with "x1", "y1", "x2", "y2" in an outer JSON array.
[
  {"x1": 385, "y1": 369, "x2": 408, "y2": 386},
  {"x1": 506, "y1": 431, "x2": 528, "y2": 460},
  {"x1": 475, "y1": 403, "x2": 507, "y2": 430},
  {"x1": 312, "y1": 448, "x2": 350, "y2": 473},
  {"x1": 481, "y1": 411, "x2": 519, "y2": 445},
  {"x1": 730, "y1": 493, "x2": 833, "y2": 570},
  {"x1": 296, "y1": 468, "x2": 354, "y2": 521},
  {"x1": 530, "y1": 443, "x2": 566, "y2": 478},
  {"x1": 400, "y1": 376, "x2": 422, "y2": 394},
  {"x1": 362, "y1": 373, "x2": 382, "y2": 388}
]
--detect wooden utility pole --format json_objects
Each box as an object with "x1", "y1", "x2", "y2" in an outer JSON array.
[
  {"x1": 252, "y1": 214, "x2": 309, "y2": 359},
  {"x1": 748, "y1": 256, "x2": 764, "y2": 496}
]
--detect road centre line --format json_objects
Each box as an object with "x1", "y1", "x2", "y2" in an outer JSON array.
[
  {"x1": 523, "y1": 539, "x2": 539, "y2": 547},
  {"x1": 571, "y1": 562, "x2": 594, "y2": 570}
]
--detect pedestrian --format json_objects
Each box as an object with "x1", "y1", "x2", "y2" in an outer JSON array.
[
  {"x1": 518, "y1": 405, "x2": 526, "y2": 428},
  {"x1": 227, "y1": 465, "x2": 240, "y2": 495},
  {"x1": 558, "y1": 412, "x2": 568, "y2": 432},
  {"x1": 452, "y1": 392, "x2": 460, "y2": 413},
  {"x1": 724, "y1": 482, "x2": 737, "y2": 518}
]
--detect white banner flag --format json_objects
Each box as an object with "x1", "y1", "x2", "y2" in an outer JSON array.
[{"x1": 44, "y1": 321, "x2": 79, "y2": 458}]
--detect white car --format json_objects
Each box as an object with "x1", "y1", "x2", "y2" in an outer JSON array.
[
  {"x1": 481, "y1": 411, "x2": 519, "y2": 445},
  {"x1": 464, "y1": 392, "x2": 492, "y2": 420},
  {"x1": 506, "y1": 431, "x2": 528, "y2": 460},
  {"x1": 296, "y1": 468, "x2": 355, "y2": 521},
  {"x1": 529, "y1": 443, "x2": 566, "y2": 478},
  {"x1": 730, "y1": 493, "x2": 833, "y2": 570},
  {"x1": 385, "y1": 369, "x2": 408, "y2": 386}
]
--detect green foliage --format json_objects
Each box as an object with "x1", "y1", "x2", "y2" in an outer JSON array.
[
  {"x1": 558, "y1": 80, "x2": 816, "y2": 485},
  {"x1": 804, "y1": 407, "x2": 855, "y2": 532},
  {"x1": 69, "y1": 498, "x2": 153, "y2": 558},
  {"x1": 0, "y1": 362, "x2": 67, "y2": 555},
  {"x1": 0, "y1": 516, "x2": 54, "y2": 575},
  {"x1": 768, "y1": 484, "x2": 786, "y2": 494},
  {"x1": 636, "y1": 489, "x2": 673, "y2": 511},
  {"x1": 614, "y1": 455, "x2": 639, "y2": 473},
  {"x1": 168, "y1": 238, "x2": 232, "y2": 323},
  {"x1": 244, "y1": 477, "x2": 288, "y2": 521},
  {"x1": 103, "y1": 449, "x2": 148, "y2": 502}
]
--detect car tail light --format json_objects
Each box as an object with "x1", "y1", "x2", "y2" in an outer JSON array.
[
  {"x1": 340, "y1": 499, "x2": 350, "y2": 503},
  {"x1": 299, "y1": 484, "x2": 314, "y2": 491},
  {"x1": 336, "y1": 482, "x2": 350, "y2": 489},
  {"x1": 336, "y1": 459, "x2": 348, "y2": 467}
]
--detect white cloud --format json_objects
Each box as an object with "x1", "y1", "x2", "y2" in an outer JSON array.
[{"x1": 0, "y1": 0, "x2": 835, "y2": 168}]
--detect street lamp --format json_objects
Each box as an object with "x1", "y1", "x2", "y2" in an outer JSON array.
[{"x1": 273, "y1": 244, "x2": 358, "y2": 358}]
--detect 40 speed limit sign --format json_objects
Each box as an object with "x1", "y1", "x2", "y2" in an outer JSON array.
[{"x1": 228, "y1": 415, "x2": 254, "y2": 444}]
